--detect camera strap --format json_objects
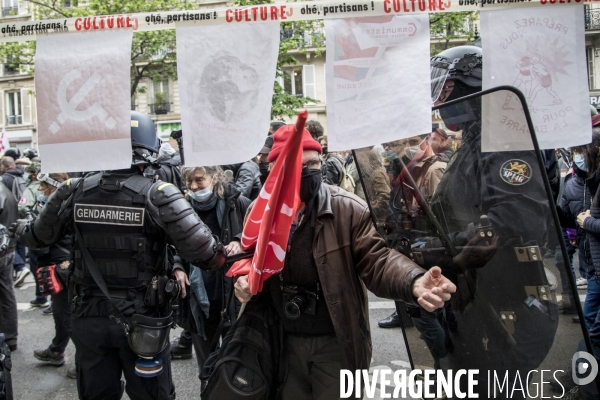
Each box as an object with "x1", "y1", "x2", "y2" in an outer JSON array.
[
  {"x1": 74, "y1": 223, "x2": 131, "y2": 334},
  {"x1": 208, "y1": 280, "x2": 235, "y2": 354}
]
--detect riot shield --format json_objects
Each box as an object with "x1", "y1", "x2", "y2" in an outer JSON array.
[{"x1": 353, "y1": 86, "x2": 597, "y2": 398}]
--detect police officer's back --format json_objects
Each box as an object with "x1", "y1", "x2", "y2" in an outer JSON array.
[{"x1": 12, "y1": 112, "x2": 227, "y2": 400}]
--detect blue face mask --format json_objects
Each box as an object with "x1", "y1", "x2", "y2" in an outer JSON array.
[
  {"x1": 37, "y1": 194, "x2": 48, "y2": 204},
  {"x1": 188, "y1": 187, "x2": 213, "y2": 202},
  {"x1": 574, "y1": 154, "x2": 587, "y2": 172}
]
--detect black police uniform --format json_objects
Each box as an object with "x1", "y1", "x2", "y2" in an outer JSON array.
[
  {"x1": 15, "y1": 167, "x2": 226, "y2": 400},
  {"x1": 426, "y1": 115, "x2": 558, "y2": 396}
]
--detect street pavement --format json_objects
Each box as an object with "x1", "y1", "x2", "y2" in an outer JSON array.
[{"x1": 8, "y1": 265, "x2": 589, "y2": 400}]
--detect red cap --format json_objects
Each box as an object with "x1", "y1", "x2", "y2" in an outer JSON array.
[
  {"x1": 593, "y1": 114, "x2": 600, "y2": 127},
  {"x1": 268, "y1": 125, "x2": 322, "y2": 162}
]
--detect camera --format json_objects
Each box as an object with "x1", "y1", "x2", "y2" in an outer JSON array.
[
  {"x1": 282, "y1": 286, "x2": 318, "y2": 320},
  {"x1": 170, "y1": 129, "x2": 182, "y2": 140}
]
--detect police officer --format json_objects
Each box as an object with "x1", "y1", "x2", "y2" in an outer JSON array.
[
  {"x1": 11, "y1": 111, "x2": 227, "y2": 400},
  {"x1": 425, "y1": 46, "x2": 560, "y2": 396}
]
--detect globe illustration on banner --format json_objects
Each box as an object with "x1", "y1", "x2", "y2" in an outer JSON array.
[{"x1": 199, "y1": 54, "x2": 259, "y2": 122}]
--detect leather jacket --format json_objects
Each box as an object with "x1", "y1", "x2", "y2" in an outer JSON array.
[{"x1": 294, "y1": 184, "x2": 425, "y2": 370}]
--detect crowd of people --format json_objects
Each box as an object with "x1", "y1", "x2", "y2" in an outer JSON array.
[
  {"x1": 0, "y1": 105, "x2": 452, "y2": 399},
  {"x1": 0, "y1": 43, "x2": 597, "y2": 400}
]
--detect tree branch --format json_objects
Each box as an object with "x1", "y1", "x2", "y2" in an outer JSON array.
[{"x1": 27, "y1": 0, "x2": 70, "y2": 18}]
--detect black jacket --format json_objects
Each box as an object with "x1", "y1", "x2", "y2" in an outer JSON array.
[
  {"x1": 322, "y1": 153, "x2": 345, "y2": 186},
  {"x1": 222, "y1": 162, "x2": 262, "y2": 201},
  {"x1": 556, "y1": 167, "x2": 600, "y2": 275},
  {"x1": 157, "y1": 152, "x2": 181, "y2": 167},
  {"x1": 0, "y1": 184, "x2": 17, "y2": 229},
  {"x1": 190, "y1": 182, "x2": 251, "y2": 331},
  {"x1": 1, "y1": 168, "x2": 23, "y2": 198}
]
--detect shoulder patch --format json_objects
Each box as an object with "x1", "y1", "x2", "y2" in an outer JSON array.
[
  {"x1": 74, "y1": 204, "x2": 145, "y2": 226},
  {"x1": 500, "y1": 159, "x2": 532, "y2": 185}
]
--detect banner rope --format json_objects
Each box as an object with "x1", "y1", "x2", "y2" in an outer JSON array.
[{"x1": 0, "y1": 0, "x2": 589, "y2": 43}]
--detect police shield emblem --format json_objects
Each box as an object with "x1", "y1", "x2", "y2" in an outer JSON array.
[
  {"x1": 500, "y1": 159, "x2": 532, "y2": 185},
  {"x1": 354, "y1": 87, "x2": 597, "y2": 396}
]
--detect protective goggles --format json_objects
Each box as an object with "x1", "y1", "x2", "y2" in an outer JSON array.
[{"x1": 37, "y1": 173, "x2": 60, "y2": 188}]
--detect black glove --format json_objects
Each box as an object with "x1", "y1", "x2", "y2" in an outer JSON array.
[{"x1": 8, "y1": 219, "x2": 30, "y2": 240}]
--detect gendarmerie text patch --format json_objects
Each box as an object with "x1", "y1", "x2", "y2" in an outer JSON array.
[{"x1": 74, "y1": 204, "x2": 145, "y2": 226}]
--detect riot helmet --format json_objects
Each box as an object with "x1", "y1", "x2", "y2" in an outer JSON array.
[
  {"x1": 3, "y1": 147, "x2": 21, "y2": 160},
  {"x1": 431, "y1": 45, "x2": 482, "y2": 104},
  {"x1": 130, "y1": 111, "x2": 160, "y2": 166},
  {"x1": 23, "y1": 148, "x2": 38, "y2": 160}
]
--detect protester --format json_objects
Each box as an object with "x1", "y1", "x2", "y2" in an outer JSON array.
[
  {"x1": 257, "y1": 135, "x2": 274, "y2": 185},
  {"x1": 0, "y1": 178, "x2": 18, "y2": 352},
  {"x1": 306, "y1": 119, "x2": 324, "y2": 140},
  {"x1": 269, "y1": 121, "x2": 285, "y2": 136},
  {"x1": 556, "y1": 133, "x2": 600, "y2": 293},
  {"x1": 31, "y1": 173, "x2": 75, "y2": 379},
  {"x1": 14, "y1": 158, "x2": 31, "y2": 172},
  {"x1": 319, "y1": 134, "x2": 354, "y2": 192},
  {"x1": 1, "y1": 157, "x2": 29, "y2": 287},
  {"x1": 233, "y1": 125, "x2": 456, "y2": 399},
  {"x1": 21, "y1": 161, "x2": 50, "y2": 310},
  {"x1": 170, "y1": 166, "x2": 250, "y2": 389}
]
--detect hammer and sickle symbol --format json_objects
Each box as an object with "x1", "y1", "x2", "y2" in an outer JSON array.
[{"x1": 49, "y1": 69, "x2": 116, "y2": 134}]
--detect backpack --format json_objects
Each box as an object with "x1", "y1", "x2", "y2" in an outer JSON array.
[
  {"x1": 0, "y1": 334, "x2": 13, "y2": 400},
  {"x1": 327, "y1": 154, "x2": 355, "y2": 194},
  {"x1": 200, "y1": 296, "x2": 285, "y2": 400},
  {"x1": 10, "y1": 177, "x2": 25, "y2": 202}
]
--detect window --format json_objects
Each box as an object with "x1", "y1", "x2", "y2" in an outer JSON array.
[
  {"x1": 2, "y1": 0, "x2": 17, "y2": 17},
  {"x1": 6, "y1": 91, "x2": 21, "y2": 125},
  {"x1": 3, "y1": 56, "x2": 19, "y2": 77},
  {"x1": 283, "y1": 66, "x2": 304, "y2": 97},
  {"x1": 150, "y1": 80, "x2": 170, "y2": 114},
  {"x1": 282, "y1": 65, "x2": 316, "y2": 99},
  {"x1": 588, "y1": 46, "x2": 596, "y2": 90}
]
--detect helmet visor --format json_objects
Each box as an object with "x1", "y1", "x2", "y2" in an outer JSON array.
[
  {"x1": 128, "y1": 314, "x2": 173, "y2": 358},
  {"x1": 431, "y1": 66, "x2": 450, "y2": 104}
]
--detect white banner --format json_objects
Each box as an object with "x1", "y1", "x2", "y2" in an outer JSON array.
[
  {"x1": 35, "y1": 30, "x2": 133, "y2": 173},
  {"x1": 481, "y1": 4, "x2": 591, "y2": 151},
  {"x1": 325, "y1": 15, "x2": 431, "y2": 151},
  {"x1": 176, "y1": 22, "x2": 279, "y2": 167},
  {"x1": 0, "y1": 1, "x2": 585, "y2": 43}
]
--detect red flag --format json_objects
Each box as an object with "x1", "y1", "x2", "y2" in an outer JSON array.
[
  {"x1": 226, "y1": 111, "x2": 307, "y2": 295},
  {"x1": 0, "y1": 127, "x2": 8, "y2": 154}
]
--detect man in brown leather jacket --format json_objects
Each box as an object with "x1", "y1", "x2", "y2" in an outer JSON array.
[{"x1": 233, "y1": 127, "x2": 456, "y2": 400}]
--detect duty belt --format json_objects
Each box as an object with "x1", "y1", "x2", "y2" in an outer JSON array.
[{"x1": 77, "y1": 286, "x2": 143, "y2": 300}]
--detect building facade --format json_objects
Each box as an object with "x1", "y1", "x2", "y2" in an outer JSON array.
[
  {"x1": 0, "y1": 0, "x2": 35, "y2": 150},
  {"x1": 4, "y1": 3, "x2": 597, "y2": 151},
  {"x1": 586, "y1": 4, "x2": 600, "y2": 112}
]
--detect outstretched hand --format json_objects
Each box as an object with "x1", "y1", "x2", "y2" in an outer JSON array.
[{"x1": 412, "y1": 267, "x2": 456, "y2": 312}]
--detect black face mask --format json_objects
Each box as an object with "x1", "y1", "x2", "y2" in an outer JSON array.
[
  {"x1": 300, "y1": 167, "x2": 322, "y2": 203},
  {"x1": 322, "y1": 146, "x2": 328, "y2": 155},
  {"x1": 259, "y1": 162, "x2": 270, "y2": 185}
]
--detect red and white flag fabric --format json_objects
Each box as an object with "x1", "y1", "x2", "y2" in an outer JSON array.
[
  {"x1": 0, "y1": 127, "x2": 9, "y2": 154},
  {"x1": 226, "y1": 111, "x2": 307, "y2": 295}
]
